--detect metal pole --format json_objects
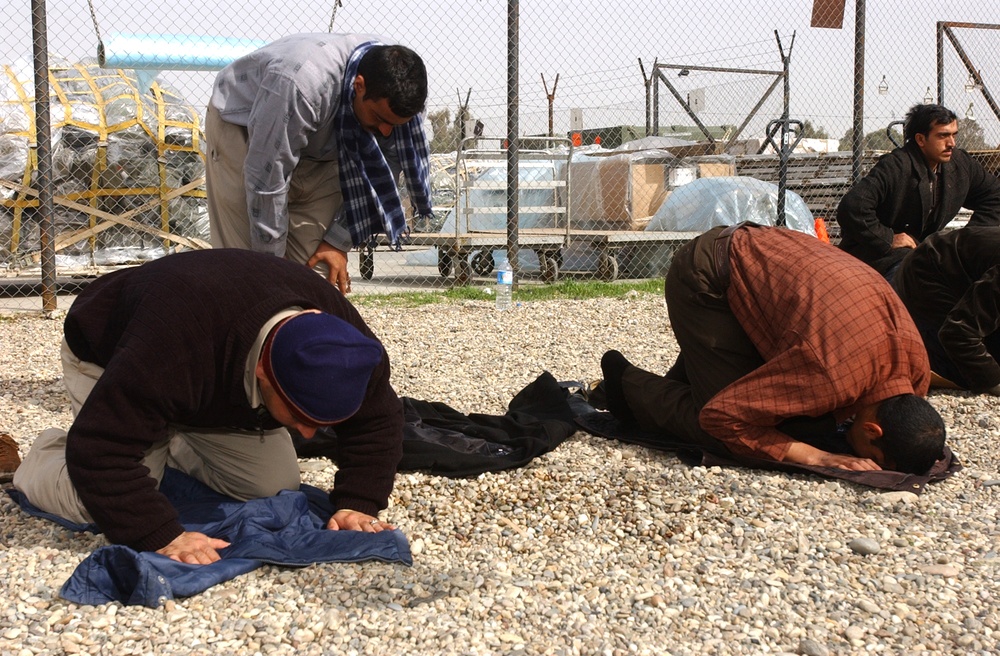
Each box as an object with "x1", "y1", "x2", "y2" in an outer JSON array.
[
  {"x1": 774, "y1": 36, "x2": 791, "y2": 226},
  {"x1": 936, "y1": 22, "x2": 944, "y2": 105},
  {"x1": 851, "y1": 0, "x2": 866, "y2": 184},
  {"x1": 639, "y1": 58, "x2": 650, "y2": 137},
  {"x1": 542, "y1": 73, "x2": 558, "y2": 138},
  {"x1": 652, "y1": 64, "x2": 660, "y2": 136},
  {"x1": 457, "y1": 88, "x2": 472, "y2": 140},
  {"x1": 31, "y1": 0, "x2": 57, "y2": 312},
  {"x1": 776, "y1": 31, "x2": 791, "y2": 226},
  {"x1": 656, "y1": 63, "x2": 784, "y2": 76},
  {"x1": 506, "y1": 0, "x2": 519, "y2": 279}
]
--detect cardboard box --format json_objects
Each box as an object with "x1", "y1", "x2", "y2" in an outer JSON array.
[
  {"x1": 630, "y1": 162, "x2": 670, "y2": 224},
  {"x1": 569, "y1": 156, "x2": 670, "y2": 230},
  {"x1": 697, "y1": 161, "x2": 736, "y2": 178}
]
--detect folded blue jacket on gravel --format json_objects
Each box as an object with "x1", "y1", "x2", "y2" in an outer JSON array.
[{"x1": 7, "y1": 467, "x2": 412, "y2": 607}]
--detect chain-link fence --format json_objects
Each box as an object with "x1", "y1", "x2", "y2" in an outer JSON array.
[{"x1": 2, "y1": 0, "x2": 998, "y2": 309}]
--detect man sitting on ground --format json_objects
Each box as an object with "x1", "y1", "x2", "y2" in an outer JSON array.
[
  {"x1": 837, "y1": 103, "x2": 1000, "y2": 279},
  {"x1": 600, "y1": 223, "x2": 946, "y2": 474}
]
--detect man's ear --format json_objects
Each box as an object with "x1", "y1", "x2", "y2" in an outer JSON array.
[
  {"x1": 914, "y1": 132, "x2": 927, "y2": 149},
  {"x1": 863, "y1": 420, "x2": 889, "y2": 467},
  {"x1": 255, "y1": 358, "x2": 267, "y2": 383},
  {"x1": 861, "y1": 421, "x2": 883, "y2": 440},
  {"x1": 353, "y1": 75, "x2": 366, "y2": 98}
]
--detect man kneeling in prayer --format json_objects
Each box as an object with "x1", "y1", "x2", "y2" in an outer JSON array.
[
  {"x1": 600, "y1": 222, "x2": 946, "y2": 473},
  {"x1": 13, "y1": 249, "x2": 403, "y2": 564},
  {"x1": 892, "y1": 225, "x2": 1000, "y2": 396}
]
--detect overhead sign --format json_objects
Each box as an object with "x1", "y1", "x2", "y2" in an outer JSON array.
[{"x1": 811, "y1": 0, "x2": 846, "y2": 29}]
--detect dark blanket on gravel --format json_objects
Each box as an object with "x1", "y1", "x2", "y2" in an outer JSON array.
[{"x1": 574, "y1": 410, "x2": 961, "y2": 494}]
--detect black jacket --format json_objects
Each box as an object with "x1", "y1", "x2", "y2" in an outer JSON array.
[
  {"x1": 296, "y1": 372, "x2": 582, "y2": 478},
  {"x1": 837, "y1": 141, "x2": 1000, "y2": 275},
  {"x1": 893, "y1": 226, "x2": 1000, "y2": 390}
]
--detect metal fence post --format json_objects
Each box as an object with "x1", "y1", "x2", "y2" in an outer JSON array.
[{"x1": 31, "y1": 0, "x2": 57, "y2": 312}]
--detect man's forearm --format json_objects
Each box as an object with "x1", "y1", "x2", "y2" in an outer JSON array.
[
  {"x1": 245, "y1": 190, "x2": 289, "y2": 257},
  {"x1": 700, "y1": 419, "x2": 796, "y2": 463}
]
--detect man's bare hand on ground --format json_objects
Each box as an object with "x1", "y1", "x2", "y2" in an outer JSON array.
[
  {"x1": 784, "y1": 442, "x2": 882, "y2": 471},
  {"x1": 809, "y1": 452, "x2": 882, "y2": 471},
  {"x1": 307, "y1": 242, "x2": 351, "y2": 294},
  {"x1": 157, "y1": 531, "x2": 231, "y2": 564},
  {"x1": 327, "y1": 509, "x2": 396, "y2": 533}
]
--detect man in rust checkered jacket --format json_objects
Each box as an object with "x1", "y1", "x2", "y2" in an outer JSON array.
[{"x1": 601, "y1": 222, "x2": 945, "y2": 475}]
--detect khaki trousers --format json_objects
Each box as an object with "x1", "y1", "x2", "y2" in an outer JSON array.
[
  {"x1": 13, "y1": 340, "x2": 301, "y2": 524},
  {"x1": 203, "y1": 104, "x2": 343, "y2": 271}
]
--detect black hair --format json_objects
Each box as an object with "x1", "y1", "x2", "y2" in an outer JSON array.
[
  {"x1": 356, "y1": 45, "x2": 427, "y2": 118},
  {"x1": 903, "y1": 104, "x2": 958, "y2": 142},
  {"x1": 873, "y1": 394, "x2": 946, "y2": 474}
]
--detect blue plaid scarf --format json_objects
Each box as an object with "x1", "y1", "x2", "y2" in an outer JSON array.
[{"x1": 335, "y1": 42, "x2": 433, "y2": 249}]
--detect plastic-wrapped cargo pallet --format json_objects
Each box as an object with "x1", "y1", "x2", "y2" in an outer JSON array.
[{"x1": 0, "y1": 57, "x2": 209, "y2": 270}]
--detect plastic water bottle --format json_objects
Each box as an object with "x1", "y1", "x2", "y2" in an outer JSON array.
[{"x1": 495, "y1": 256, "x2": 513, "y2": 310}]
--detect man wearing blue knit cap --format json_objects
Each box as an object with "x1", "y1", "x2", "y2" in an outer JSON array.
[
  {"x1": 261, "y1": 312, "x2": 385, "y2": 426},
  {"x1": 13, "y1": 249, "x2": 404, "y2": 565}
]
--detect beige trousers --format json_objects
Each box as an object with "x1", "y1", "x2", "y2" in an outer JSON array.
[
  {"x1": 13, "y1": 340, "x2": 301, "y2": 524},
  {"x1": 203, "y1": 104, "x2": 343, "y2": 271}
]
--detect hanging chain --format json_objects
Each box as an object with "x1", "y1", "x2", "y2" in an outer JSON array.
[
  {"x1": 327, "y1": 0, "x2": 343, "y2": 32},
  {"x1": 87, "y1": 0, "x2": 103, "y2": 46}
]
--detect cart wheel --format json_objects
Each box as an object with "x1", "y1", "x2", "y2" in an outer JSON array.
[
  {"x1": 437, "y1": 248, "x2": 454, "y2": 277},
  {"x1": 455, "y1": 257, "x2": 473, "y2": 286},
  {"x1": 541, "y1": 252, "x2": 560, "y2": 283},
  {"x1": 359, "y1": 249, "x2": 375, "y2": 280},
  {"x1": 597, "y1": 254, "x2": 619, "y2": 282},
  {"x1": 471, "y1": 249, "x2": 494, "y2": 276}
]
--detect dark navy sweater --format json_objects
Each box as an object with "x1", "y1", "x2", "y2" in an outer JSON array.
[{"x1": 63, "y1": 249, "x2": 403, "y2": 552}]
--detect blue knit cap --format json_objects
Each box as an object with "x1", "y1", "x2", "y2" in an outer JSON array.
[{"x1": 265, "y1": 313, "x2": 383, "y2": 424}]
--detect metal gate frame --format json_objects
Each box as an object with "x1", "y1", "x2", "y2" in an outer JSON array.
[
  {"x1": 649, "y1": 60, "x2": 785, "y2": 154},
  {"x1": 936, "y1": 21, "x2": 1000, "y2": 125}
]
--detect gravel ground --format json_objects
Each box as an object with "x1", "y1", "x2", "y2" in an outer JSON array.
[{"x1": 1, "y1": 293, "x2": 999, "y2": 656}]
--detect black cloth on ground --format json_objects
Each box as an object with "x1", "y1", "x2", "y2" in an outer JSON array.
[{"x1": 294, "y1": 372, "x2": 585, "y2": 477}]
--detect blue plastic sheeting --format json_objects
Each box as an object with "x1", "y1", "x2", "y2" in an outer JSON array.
[
  {"x1": 98, "y1": 33, "x2": 267, "y2": 71},
  {"x1": 7, "y1": 468, "x2": 411, "y2": 607}
]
